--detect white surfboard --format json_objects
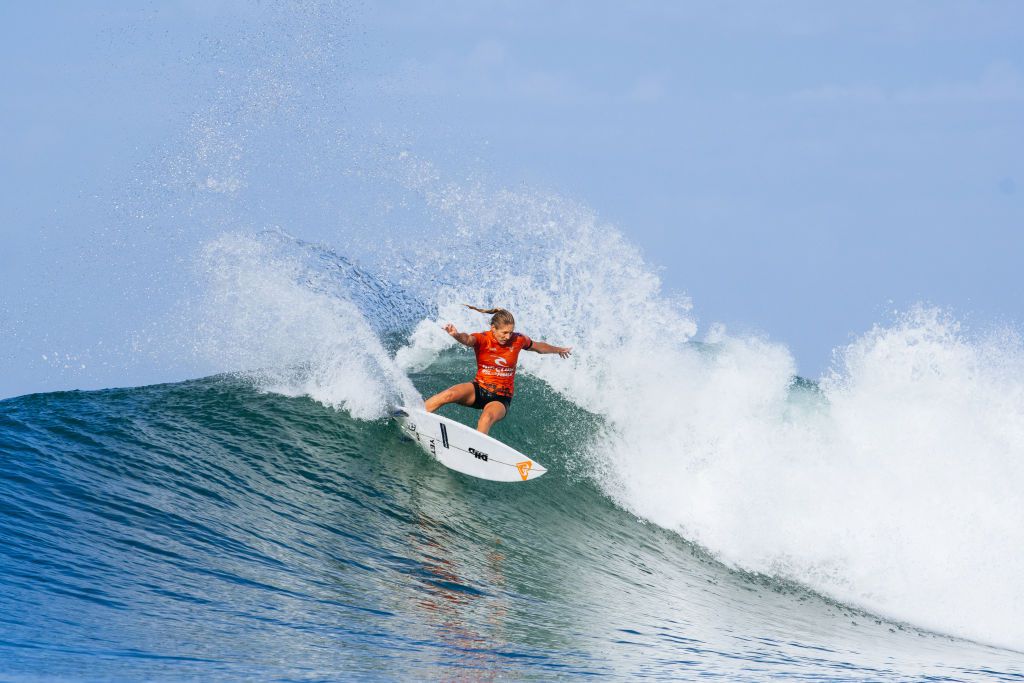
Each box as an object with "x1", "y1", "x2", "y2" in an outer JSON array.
[{"x1": 393, "y1": 406, "x2": 547, "y2": 482}]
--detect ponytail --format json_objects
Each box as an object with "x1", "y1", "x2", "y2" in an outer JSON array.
[{"x1": 464, "y1": 304, "x2": 515, "y2": 328}]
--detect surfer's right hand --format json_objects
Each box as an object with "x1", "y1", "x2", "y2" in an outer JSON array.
[{"x1": 444, "y1": 323, "x2": 458, "y2": 337}]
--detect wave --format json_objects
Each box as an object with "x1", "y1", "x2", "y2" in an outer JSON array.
[
  {"x1": 3, "y1": 371, "x2": 1023, "y2": 679},
  {"x1": 169, "y1": 167, "x2": 1024, "y2": 654}
]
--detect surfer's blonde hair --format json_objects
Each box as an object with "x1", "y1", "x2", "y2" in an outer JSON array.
[{"x1": 465, "y1": 304, "x2": 515, "y2": 328}]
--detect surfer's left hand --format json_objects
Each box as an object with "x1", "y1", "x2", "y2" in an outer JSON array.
[{"x1": 558, "y1": 347, "x2": 572, "y2": 358}]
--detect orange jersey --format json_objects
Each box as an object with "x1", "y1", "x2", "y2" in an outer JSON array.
[{"x1": 471, "y1": 330, "x2": 533, "y2": 397}]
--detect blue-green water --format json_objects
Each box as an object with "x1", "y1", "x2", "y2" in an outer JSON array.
[{"x1": 2, "y1": 372, "x2": 1021, "y2": 681}]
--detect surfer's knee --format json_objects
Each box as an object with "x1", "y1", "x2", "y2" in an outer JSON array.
[
  {"x1": 476, "y1": 416, "x2": 493, "y2": 434},
  {"x1": 476, "y1": 402, "x2": 506, "y2": 432}
]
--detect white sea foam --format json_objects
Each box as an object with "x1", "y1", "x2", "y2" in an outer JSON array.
[
  {"x1": 389, "y1": 165, "x2": 1024, "y2": 652},
  {"x1": 608, "y1": 309, "x2": 1024, "y2": 651}
]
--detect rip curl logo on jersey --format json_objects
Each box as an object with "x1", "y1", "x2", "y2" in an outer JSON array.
[{"x1": 494, "y1": 357, "x2": 508, "y2": 367}]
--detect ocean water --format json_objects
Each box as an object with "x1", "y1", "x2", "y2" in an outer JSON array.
[
  {"x1": 2, "y1": 371, "x2": 1022, "y2": 681},
  {"x1": 3, "y1": 227, "x2": 1024, "y2": 680}
]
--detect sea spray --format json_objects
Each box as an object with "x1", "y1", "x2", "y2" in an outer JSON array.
[
  {"x1": 387, "y1": 164, "x2": 1024, "y2": 651},
  {"x1": 194, "y1": 231, "x2": 420, "y2": 418}
]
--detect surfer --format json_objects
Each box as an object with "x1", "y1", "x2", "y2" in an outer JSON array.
[{"x1": 424, "y1": 305, "x2": 572, "y2": 434}]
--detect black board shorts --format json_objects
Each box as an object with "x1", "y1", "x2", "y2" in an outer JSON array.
[{"x1": 470, "y1": 382, "x2": 512, "y2": 411}]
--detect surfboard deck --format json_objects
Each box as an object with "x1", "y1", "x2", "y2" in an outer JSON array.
[{"x1": 393, "y1": 406, "x2": 547, "y2": 482}]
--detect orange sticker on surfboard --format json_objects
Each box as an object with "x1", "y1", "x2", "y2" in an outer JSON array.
[{"x1": 516, "y1": 460, "x2": 532, "y2": 480}]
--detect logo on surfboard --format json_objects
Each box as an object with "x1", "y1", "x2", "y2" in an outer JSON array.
[{"x1": 516, "y1": 460, "x2": 532, "y2": 480}]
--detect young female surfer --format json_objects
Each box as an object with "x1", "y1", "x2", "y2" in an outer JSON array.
[{"x1": 424, "y1": 305, "x2": 572, "y2": 434}]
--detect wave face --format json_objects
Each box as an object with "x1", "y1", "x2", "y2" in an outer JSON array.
[
  {"x1": 3, "y1": 218, "x2": 1024, "y2": 679},
  {"x1": 1, "y1": 375, "x2": 1022, "y2": 681}
]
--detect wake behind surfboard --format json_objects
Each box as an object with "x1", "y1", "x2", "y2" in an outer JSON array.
[{"x1": 393, "y1": 406, "x2": 547, "y2": 482}]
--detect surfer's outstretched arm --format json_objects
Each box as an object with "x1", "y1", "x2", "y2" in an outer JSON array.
[
  {"x1": 527, "y1": 341, "x2": 572, "y2": 358},
  {"x1": 422, "y1": 325, "x2": 477, "y2": 413},
  {"x1": 444, "y1": 323, "x2": 477, "y2": 347}
]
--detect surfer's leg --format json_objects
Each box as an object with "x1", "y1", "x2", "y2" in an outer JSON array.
[
  {"x1": 476, "y1": 401, "x2": 507, "y2": 434},
  {"x1": 424, "y1": 383, "x2": 475, "y2": 412}
]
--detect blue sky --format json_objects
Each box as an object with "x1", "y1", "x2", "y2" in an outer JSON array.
[{"x1": 2, "y1": 1, "x2": 1023, "y2": 398}]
